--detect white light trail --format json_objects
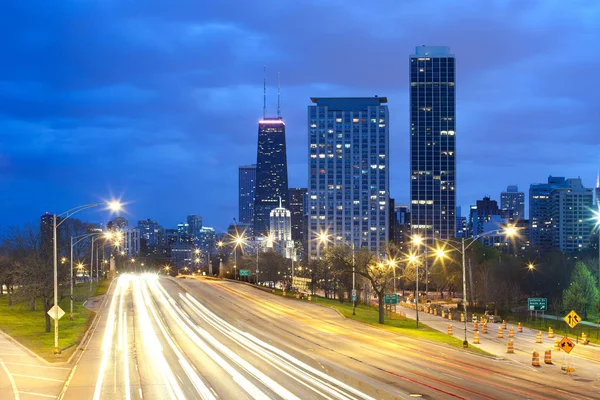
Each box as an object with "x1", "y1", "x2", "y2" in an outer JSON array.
[
  {"x1": 149, "y1": 281, "x2": 282, "y2": 400},
  {"x1": 182, "y1": 292, "x2": 375, "y2": 400}
]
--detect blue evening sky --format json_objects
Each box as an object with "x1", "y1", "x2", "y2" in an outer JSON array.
[{"x1": 1, "y1": 1, "x2": 599, "y2": 231}]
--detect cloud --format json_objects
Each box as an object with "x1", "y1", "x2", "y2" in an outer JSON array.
[{"x1": 1, "y1": 0, "x2": 599, "y2": 231}]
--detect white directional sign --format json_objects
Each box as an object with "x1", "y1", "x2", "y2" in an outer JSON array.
[{"x1": 47, "y1": 305, "x2": 65, "y2": 320}]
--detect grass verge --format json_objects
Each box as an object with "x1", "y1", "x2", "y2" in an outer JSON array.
[
  {"x1": 269, "y1": 289, "x2": 490, "y2": 356},
  {"x1": 0, "y1": 280, "x2": 109, "y2": 362}
]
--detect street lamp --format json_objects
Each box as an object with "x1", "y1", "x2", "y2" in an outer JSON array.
[
  {"x1": 51, "y1": 200, "x2": 121, "y2": 354},
  {"x1": 69, "y1": 231, "x2": 112, "y2": 320},
  {"x1": 433, "y1": 226, "x2": 517, "y2": 348}
]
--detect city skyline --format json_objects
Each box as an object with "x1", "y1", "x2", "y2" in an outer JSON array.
[{"x1": 2, "y1": 1, "x2": 600, "y2": 233}]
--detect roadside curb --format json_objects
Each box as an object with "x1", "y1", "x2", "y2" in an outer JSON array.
[{"x1": 0, "y1": 328, "x2": 56, "y2": 366}]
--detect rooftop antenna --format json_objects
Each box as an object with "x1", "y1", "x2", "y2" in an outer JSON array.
[
  {"x1": 279, "y1": 196, "x2": 282, "y2": 209},
  {"x1": 263, "y1": 65, "x2": 267, "y2": 119},
  {"x1": 277, "y1": 71, "x2": 281, "y2": 118}
]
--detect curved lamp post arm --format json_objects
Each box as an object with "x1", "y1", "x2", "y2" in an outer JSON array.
[{"x1": 56, "y1": 203, "x2": 103, "y2": 227}]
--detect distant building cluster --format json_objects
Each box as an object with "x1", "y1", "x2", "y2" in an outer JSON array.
[{"x1": 235, "y1": 45, "x2": 600, "y2": 262}]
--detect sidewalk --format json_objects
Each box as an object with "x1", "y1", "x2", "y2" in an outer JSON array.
[{"x1": 397, "y1": 303, "x2": 600, "y2": 383}]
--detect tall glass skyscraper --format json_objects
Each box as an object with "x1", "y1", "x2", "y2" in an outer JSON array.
[
  {"x1": 410, "y1": 45, "x2": 456, "y2": 240},
  {"x1": 238, "y1": 164, "x2": 256, "y2": 226},
  {"x1": 307, "y1": 97, "x2": 389, "y2": 260},
  {"x1": 254, "y1": 118, "x2": 289, "y2": 237}
]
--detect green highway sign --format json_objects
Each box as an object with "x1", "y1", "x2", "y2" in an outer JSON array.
[
  {"x1": 384, "y1": 294, "x2": 398, "y2": 305},
  {"x1": 527, "y1": 298, "x2": 547, "y2": 311},
  {"x1": 239, "y1": 269, "x2": 251, "y2": 277}
]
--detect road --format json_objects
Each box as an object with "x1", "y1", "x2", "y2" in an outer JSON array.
[{"x1": 60, "y1": 274, "x2": 600, "y2": 399}]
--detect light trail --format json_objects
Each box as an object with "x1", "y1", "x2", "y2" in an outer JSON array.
[
  {"x1": 132, "y1": 278, "x2": 185, "y2": 400},
  {"x1": 141, "y1": 279, "x2": 216, "y2": 400},
  {"x1": 181, "y1": 291, "x2": 375, "y2": 400},
  {"x1": 152, "y1": 282, "x2": 300, "y2": 400},
  {"x1": 93, "y1": 275, "x2": 126, "y2": 400}
]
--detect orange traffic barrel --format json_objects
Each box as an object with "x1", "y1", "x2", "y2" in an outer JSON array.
[
  {"x1": 517, "y1": 322, "x2": 523, "y2": 333},
  {"x1": 461, "y1": 313, "x2": 465, "y2": 322},
  {"x1": 548, "y1": 327, "x2": 554, "y2": 338},
  {"x1": 509, "y1": 327, "x2": 515, "y2": 338},
  {"x1": 482, "y1": 323, "x2": 488, "y2": 334},
  {"x1": 507, "y1": 339, "x2": 514, "y2": 354},
  {"x1": 497, "y1": 326, "x2": 503, "y2": 338},
  {"x1": 544, "y1": 349, "x2": 552, "y2": 364},
  {"x1": 581, "y1": 332, "x2": 589, "y2": 345},
  {"x1": 447, "y1": 324, "x2": 453, "y2": 335},
  {"x1": 554, "y1": 339, "x2": 560, "y2": 351},
  {"x1": 473, "y1": 321, "x2": 479, "y2": 331},
  {"x1": 532, "y1": 350, "x2": 540, "y2": 367},
  {"x1": 502, "y1": 320, "x2": 507, "y2": 330},
  {"x1": 536, "y1": 331, "x2": 542, "y2": 343},
  {"x1": 473, "y1": 330, "x2": 480, "y2": 344}
]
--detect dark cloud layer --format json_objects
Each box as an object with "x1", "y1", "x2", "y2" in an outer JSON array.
[{"x1": 1, "y1": 0, "x2": 599, "y2": 231}]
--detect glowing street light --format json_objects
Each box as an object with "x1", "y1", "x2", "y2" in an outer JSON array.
[{"x1": 51, "y1": 200, "x2": 122, "y2": 353}]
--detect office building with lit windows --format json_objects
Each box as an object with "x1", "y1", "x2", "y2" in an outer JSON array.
[
  {"x1": 307, "y1": 97, "x2": 389, "y2": 260},
  {"x1": 500, "y1": 185, "x2": 525, "y2": 220},
  {"x1": 409, "y1": 45, "x2": 456, "y2": 240},
  {"x1": 239, "y1": 164, "x2": 257, "y2": 229},
  {"x1": 254, "y1": 119, "x2": 289, "y2": 237}
]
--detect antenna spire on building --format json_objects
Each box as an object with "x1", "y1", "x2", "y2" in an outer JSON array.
[
  {"x1": 596, "y1": 170, "x2": 599, "y2": 188},
  {"x1": 277, "y1": 71, "x2": 281, "y2": 118},
  {"x1": 263, "y1": 65, "x2": 267, "y2": 119},
  {"x1": 279, "y1": 196, "x2": 282, "y2": 209}
]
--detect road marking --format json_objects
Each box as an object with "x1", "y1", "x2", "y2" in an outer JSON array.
[
  {"x1": 0, "y1": 346, "x2": 20, "y2": 350},
  {"x1": 138, "y1": 388, "x2": 143, "y2": 399},
  {"x1": 1, "y1": 360, "x2": 20, "y2": 400},
  {"x1": 3, "y1": 362, "x2": 71, "y2": 370},
  {"x1": 18, "y1": 392, "x2": 56, "y2": 398},
  {"x1": 11, "y1": 374, "x2": 64, "y2": 382}
]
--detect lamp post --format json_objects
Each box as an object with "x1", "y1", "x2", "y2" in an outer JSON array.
[
  {"x1": 52, "y1": 201, "x2": 121, "y2": 354},
  {"x1": 70, "y1": 231, "x2": 113, "y2": 320},
  {"x1": 433, "y1": 226, "x2": 517, "y2": 348}
]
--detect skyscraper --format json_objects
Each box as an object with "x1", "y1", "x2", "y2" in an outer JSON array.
[
  {"x1": 501, "y1": 185, "x2": 525, "y2": 220},
  {"x1": 239, "y1": 164, "x2": 257, "y2": 228},
  {"x1": 410, "y1": 45, "x2": 456, "y2": 240},
  {"x1": 289, "y1": 188, "x2": 307, "y2": 242},
  {"x1": 186, "y1": 215, "x2": 203, "y2": 237},
  {"x1": 530, "y1": 176, "x2": 567, "y2": 250},
  {"x1": 254, "y1": 118, "x2": 289, "y2": 237},
  {"x1": 307, "y1": 97, "x2": 389, "y2": 259},
  {"x1": 551, "y1": 178, "x2": 593, "y2": 252}
]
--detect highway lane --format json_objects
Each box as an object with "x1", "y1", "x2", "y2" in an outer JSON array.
[
  {"x1": 64, "y1": 273, "x2": 380, "y2": 400},
  {"x1": 175, "y1": 277, "x2": 600, "y2": 400}
]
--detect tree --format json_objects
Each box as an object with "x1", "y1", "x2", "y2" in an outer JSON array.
[
  {"x1": 326, "y1": 244, "x2": 397, "y2": 324},
  {"x1": 562, "y1": 262, "x2": 600, "y2": 320}
]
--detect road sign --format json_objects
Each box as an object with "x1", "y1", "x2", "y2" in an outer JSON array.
[
  {"x1": 564, "y1": 310, "x2": 581, "y2": 329},
  {"x1": 384, "y1": 294, "x2": 398, "y2": 305},
  {"x1": 527, "y1": 298, "x2": 547, "y2": 311},
  {"x1": 47, "y1": 305, "x2": 65, "y2": 320},
  {"x1": 351, "y1": 289, "x2": 357, "y2": 302},
  {"x1": 559, "y1": 336, "x2": 576, "y2": 354},
  {"x1": 239, "y1": 269, "x2": 251, "y2": 277}
]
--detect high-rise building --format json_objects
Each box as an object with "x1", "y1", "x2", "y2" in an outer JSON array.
[
  {"x1": 551, "y1": 178, "x2": 593, "y2": 252},
  {"x1": 254, "y1": 118, "x2": 289, "y2": 237},
  {"x1": 307, "y1": 97, "x2": 389, "y2": 259},
  {"x1": 391, "y1": 204, "x2": 411, "y2": 251},
  {"x1": 239, "y1": 164, "x2": 257, "y2": 229},
  {"x1": 289, "y1": 188, "x2": 307, "y2": 242},
  {"x1": 409, "y1": 45, "x2": 456, "y2": 240},
  {"x1": 501, "y1": 185, "x2": 525, "y2": 220},
  {"x1": 269, "y1": 200, "x2": 295, "y2": 259},
  {"x1": 138, "y1": 219, "x2": 160, "y2": 252},
  {"x1": 470, "y1": 196, "x2": 500, "y2": 236},
  {"x1": 530, "y1": 176, "x2": 568, "y2": 251},
  {"x1": 187, "y1": 215, "x2": 203, "y2": 236},
  {"x1": 197, "y1": 226, "x2": 216, "y2": 255}
]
